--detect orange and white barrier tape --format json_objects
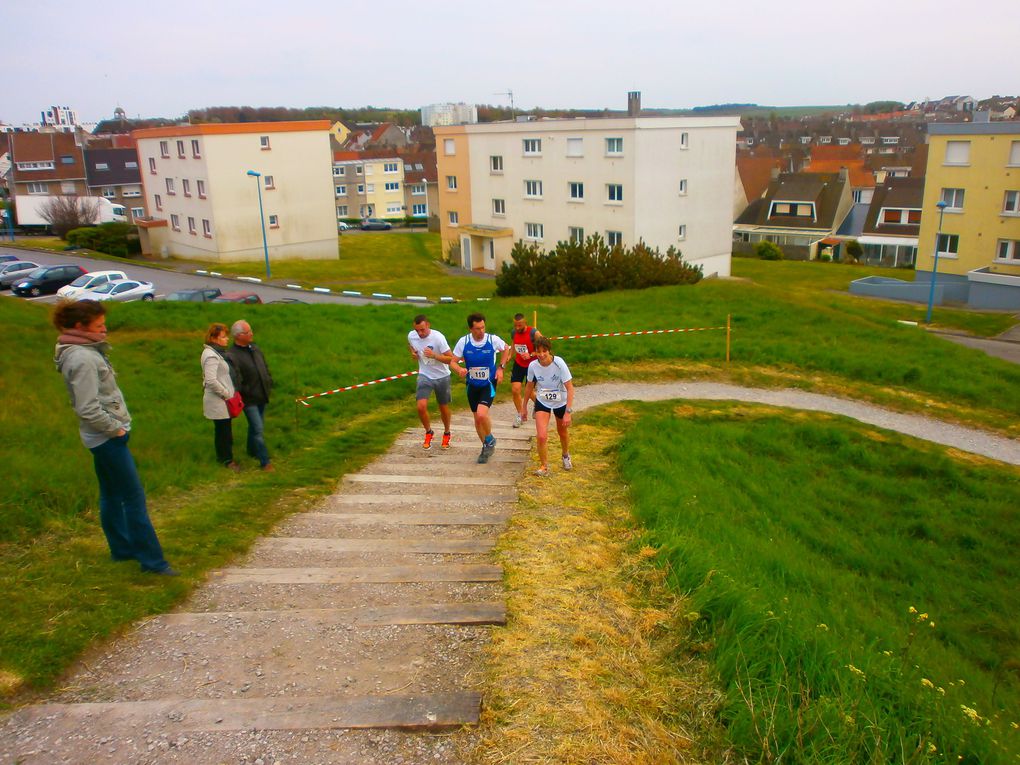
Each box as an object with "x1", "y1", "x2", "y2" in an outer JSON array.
[
  {"x1": 296, "y1": 370, "x2": 418, "y2": 406},
  {"x1": 549, "y1": 325, "x2": 725, "y2": 341}
]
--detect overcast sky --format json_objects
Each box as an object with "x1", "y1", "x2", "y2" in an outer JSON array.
[{"x1": 5, "y1": 0, "x2": 1018, "y2": 124}]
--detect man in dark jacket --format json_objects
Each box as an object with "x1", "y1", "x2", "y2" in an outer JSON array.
[{"x1": 226, "y1": 320, "x2": 274, "y2": 471}]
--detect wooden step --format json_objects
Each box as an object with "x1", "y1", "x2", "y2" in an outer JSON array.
[
  {"x1": 156, "y1": 602, "x2": 505, "y2": 627},
  {"x1": 304, "y1": 510, "x2": 511, "y2": 525},
  {"x1": 329, "y1": 493, "x2": 515, "y2": 505},
  {"x1": 260, "y1": 537, "x2": 496, "y2": 554},
  {"x1": 347, "y1": 474, "x2": 516, "y2": 487},
  {"x1": 210, "y1": 565, "x2": 503, "y2": 585}
]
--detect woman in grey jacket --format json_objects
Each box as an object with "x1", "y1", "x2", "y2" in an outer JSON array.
[
  {"x1": 53, "y1": 300, "x2": 176, "y2": 575},
  {"x1": 202, "y1": 323, "x2": 239, "y2": 470}
]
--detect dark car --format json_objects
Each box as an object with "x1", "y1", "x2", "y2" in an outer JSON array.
[
  {"x1": 0, "y1": 254, "x2": 19, "y2": 264},
  {"x1": 0, "y1": 261, "x2": 40, "y2": 290},
  {"x1": 165, "y1": 287, "x2": 222, "y2": 302},
  {"x1": 360, "y1": 218, "x2": 393, "y2": 231},
  {"x1": 211, "y1": 291, "x2": 262, "y2": 304},
  {"x1": 12, "y1": 265, "x2": 88, "y2": 297},
  {"x1": 267, "y1": 297, "x2": 306, "y2": 304}
]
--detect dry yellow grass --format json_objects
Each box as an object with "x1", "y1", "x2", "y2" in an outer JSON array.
[{"x1": 469, "y1": 410, "x2": 730, "y2": 764}]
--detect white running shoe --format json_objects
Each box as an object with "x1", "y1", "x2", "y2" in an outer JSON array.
[
  {"x1": 513, "y1": 413, "x2": 522, "y2": 428},
  {"x1": 562, "y1": 454, "x2": 573, "y2": 471}
]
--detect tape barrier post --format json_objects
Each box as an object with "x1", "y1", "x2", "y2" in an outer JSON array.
[
  {"x1": 296, "y1": 370, "x2": 419, "y2": 407},
  {"x1": 726, "y1": 314, "x2": 731, "y2": 364}
]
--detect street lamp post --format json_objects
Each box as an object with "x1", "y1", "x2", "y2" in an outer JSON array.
[
  {"x1": 925, "y1": 200, "x2": 949, "y2": 324},
  {"x1": 246, "y1": 170, "x2": 271, "y2": 280}
]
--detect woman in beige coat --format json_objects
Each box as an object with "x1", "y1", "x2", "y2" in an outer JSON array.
[{"x1": 202, "y1": 323, "x2": 239, "y2": 471}]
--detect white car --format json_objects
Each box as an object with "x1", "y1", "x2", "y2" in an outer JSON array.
[
  {"x1": 56, "y1": 270, "x2": 128, "y2": 299},
  {"x1": 338, "y1": 221, "x2": 351, "y2": 231},
  {"x1": 81, "y1": 278, "x2": 156, "y2": 302}
]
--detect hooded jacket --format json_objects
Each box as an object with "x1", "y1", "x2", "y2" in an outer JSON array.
[
  {"x1": 225, "y1": 342, "x2": 273, "y2": 407},
  {"x1": 54, "y1": 342, "x2": 131, "y2": 448}
]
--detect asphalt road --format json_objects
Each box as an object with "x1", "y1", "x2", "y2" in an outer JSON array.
[{"x1": 0, "y1": 245, "x2": 398, "y2": 306}]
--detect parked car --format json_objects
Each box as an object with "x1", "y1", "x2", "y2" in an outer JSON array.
[
  {"x1": 211, "y1": 291, "x2": 262, "y2": 304},
  {"x1": 165, "y1": 287, "x2": 222, "y2": 302},
  {"x1": 12, "y1": 265, "x2": 88, "y2": 297},
  {"x1": 0, "y1": 254, "x2": 20, "y2": 264},
  {"x1": 360, "y1": 218, "x2": 393, "y2": 231},
  {"x1": 0, "y1": 261, "x2": 40, "y2": 290},
  {"x1": 56, "y1": 270, "x2": 128, "y2": 300},
  {"x1": 83, "y1": 278, "x2": 156, "y2": 302},
  {"x1": 267, "y1": 297, "x2": 306, "y2": 304},
  {"x1": 338, "y1": 221, "x2": 351, "y2": 231}
]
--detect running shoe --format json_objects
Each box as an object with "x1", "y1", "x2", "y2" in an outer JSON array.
[
  {"x1": 441, "y1": 432, "x2": 451, "y2": 449},
  {"x1": 513, "y1": 413, "x2": 522, "y2": 428},
  {"x1": 483, "y1": 436, "x2": 497, "y2": 457},
  {"x1": 423, "y1": 430, "x2": 434, "y2": 450},
  {"x1": 534, "y1": 467, "x2": 550, "y2": 477},
  {"x1": 562, "y1": 454, "x2": 573, "y2": 471},
  {"x1": 477, "y1": 447, "x2": 490, "y2": 464}
]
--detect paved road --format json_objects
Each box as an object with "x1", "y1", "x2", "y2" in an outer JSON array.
[
  {"x1": 0, "y1": 245, "x2": 395, "y2": 306},
  {"x1": 932, "y1": 330, "x2": 1020, "y2": 366}
]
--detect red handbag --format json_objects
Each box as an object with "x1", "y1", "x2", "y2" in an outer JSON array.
[{"x1": 226, "y1": 391, "x2": 245, "y2": 418}]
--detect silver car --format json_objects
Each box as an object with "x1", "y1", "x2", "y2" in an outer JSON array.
[
  {"x1": 0, "y1": 261, "x2": 40, "y2": 290},
  {"x1": 80, "y1": 278, "x2": 156, "y2": 302}
]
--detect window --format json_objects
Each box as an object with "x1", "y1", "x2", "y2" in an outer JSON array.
[
  {"x1": 525, "y1": 180, "x2": 543, "y2": 198},
  {"x1": 679, "y1": 178, "x2": 688, "y2": 195},
  {"x1": 336, "y1": 205, "x2": 348, "y2": 216},
  {"x1": 680, "y1": 132, "x2": 689, "y2": 149},
  {"x1": 1010, "y1": 141, "x2": 1020, "y2": 166},
  {"x1": 384, "y1": 162, "x2": 399, "y2": 173},
  {"x1": 154, "y1": 194, "x2": 162, "y2": 211},
  {"x1": 148, "y1": 157, "x2": 156, "y2": 174},
  {"x1": 568, "y1": 226, "x2": 584, "y2": 243},
  {"x1": 387, "y1": 203, "x2": 403, "y2": 214},
  {"x1": 191, "y1": 139, "x2": 201, "y2": 158},
  {"x1": 449, "y1": 211, "x2": 459, "y2": 225},
  {"x1": 336, "y1": 184, "x2": 347, "y2": 196},
  {"x1": 447, "y1": 175, "x2": 458, "y2": 190},
  {"x1": 60, "y1": 155, "x2": 74, "y2": 165},
  {"x1": 95, "y1": 162, "x2": 109, "y2": 171},
  {"x1": 176, "y1": 140, "x2": 185, "y2": 158},
  {"x1": 16, "y1": 161, "x2": 55, "y2": 170},
  {"x1": 260, "y1": 135, "x2": 271, "y2": 150},
  {"x1": 202, "y1": 219, "x2": 212, "y2": 237},
  {"x1": 568, "y1": 182, "x2": 584, "y2": 200},
  {"x1": 170, "y1": 214, "x2": 180, "y2": 231},
  {"x1": 197, "y1": 179, "x2": 206, "y2": 198},
  {"x1": 126, "y1": 160, "x2": 137, "y2": 169},
  {"x1": 412, "y1": 203, "x2": 427, "y2": 216},
  {"x1": 936, "y1": 233, "x2": 959, "y2": 256},
  {"x1": 411, "y1": 184, "x2": 425, "y2": 195},
  {"x1": 996, "y1": 239, "x2": 1020, "y2": 261},
  {"x1": 819, "y1": 136, "x2": 832, "y2": 145},
  {"x1": 60, "y1": 181, "x2": 76, "y2": 194},
  {"x1": 384, "y1": 181, "x2": 399, "y2": 191},
  {"x1": 1003, "y1": 190, "x2": 1020, "y2": 214},
  {"x1": 102, "y1": 187, "x2": 116, "y2": 199},
  {"x1": 263, "y1": 175, "x2": 274, "y2": 190},
  {"x1": 123, "y1": 185, "x2": 142, "y2": 197},
  {"x1": 357, "y1": 184, "x2": 365, "y2": 194},
  {"x1": 525, "y1": 222, "x2": 544, "y2": 240},
  {"x1": 944, "y1": 140, "x2": 970, "y2": 165},
  {"x1": 607, "y1": 230, "x2": 623, "y2": 247},
  {"x1": 861, "y1": 136, "x2": 876, "y2": 145},
  {"x1": 493, "y1": 198, "x2": 506, "y2": 215},
  {"x1": 490, "y1": 155, "x2": 503, "y2": 173},
  {"x1": 881, "y1": 208, "x2": 922, "y2": 225},
  {"x1": 268, "y1": 214, "x2": 279, "y2": 228},
  {"x1": 566, "y1": 138, "x2": 583, "y2": 157},
  {"x1": 166, "y1": 178, "x2": 176, "y2": 195},
  {"x1": 941, "y1": 188, "x2": 965, "y2": 210},
  {"x1": 334, "y1": 166, "x2": 346, "y2": 176},
  {"x1": 182, "y1": 178, "x2": 191, "y2": 196},
  {"x1": 678, "y1": 224, "x2": 687, "y2": 240},
  {"x1": 605, "y1": 137, "x2": 623, "y2": 155},
  {"x1": 26, "y1": 182, "x2": 48, "y2": 194},
  {"x1": 159, "y1": 141, "x2": 169, "y2": 158},
  {"x1": 444, "y1": 138, "x2": 456, "y2": 156},
  {"x1": 131, "y1": 207, "x2": 144, "y2": 218},
  {"x1": 607, "y1": 184, "x2": 624, "y2": 202},
  {"x1": 188, "y1": 216, "x2": 197, "y2": 234},
  {"x1": 366, "y1": 183, "x2": 375, "y2": 193},
  {"x1": 365, "y1": 165, "x2": 374, "y2": 175},
  {"x1": 355, "y1": 165, "x2": 363, "y2": 175},
  {"x1": 881, "y1": 136, "x2": 899, "y2": 145},
  {"x1": 523, "y1": 138, "x2": 542, "y2": 155}
]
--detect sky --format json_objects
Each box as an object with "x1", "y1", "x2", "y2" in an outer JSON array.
[{"x1": 5, "y1": 0, "x2": 1018, "y2": 125}]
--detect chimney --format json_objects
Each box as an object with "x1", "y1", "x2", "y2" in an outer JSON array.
[{"x1": 627, "y1": 91, "x2": 641, "y2": 117}]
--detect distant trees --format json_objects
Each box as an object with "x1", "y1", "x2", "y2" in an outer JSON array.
[
  {"x1": 38, "y1": 196, "x2": 100, "y2": 238},
  {"x1": 186, "y1": 106, "x2": 421, "y2": 127}
]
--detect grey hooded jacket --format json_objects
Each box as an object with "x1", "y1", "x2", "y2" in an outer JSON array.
[{"x1": 54, "y1": 342, "x2": 132, "y2": 448}]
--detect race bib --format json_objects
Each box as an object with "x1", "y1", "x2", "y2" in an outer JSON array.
[
  {"x1": 540, "y1": 389, "x2": 563, "y2": 404},
  {"x1": 468, "y1": 367, "x2": 490, "y2": 381},
  {"x1": 514, "y1": 344, "x2": 529, "y2": 355}
]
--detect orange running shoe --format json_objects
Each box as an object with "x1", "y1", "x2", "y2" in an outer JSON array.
[
  {"x1": 441, "y1": 432, "x2": 451, "y2": 449},
  {"x1": 423, "y1": 430, "x2": 434, "y2": 450}
]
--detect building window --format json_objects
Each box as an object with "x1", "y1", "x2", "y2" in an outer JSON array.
[
  {"x1": 861, "y1": 136, "x2": 876, "y2": 145},
  {"x1": 412, "y1": 203, "x2": 427, "y2": 216},
  {"x1": 188, "y1": 216, "x2": 197, "y2": 234},
  {"x1": 449, "y1": 211, "x2": 459, "y2": 225},
  {"x1": 334, "y1": 166, "x2": 345, "y2": 176},
  {"x1": 493, "y1": 198, "x2": 505, "y2": 216},
  {"x1": 567, "y1": 182, "x2": 584, "y2": 200},
  {"x1": 936, "y1": 233, "x2": 959, "y2": 256},
  {"x1": 881, "y1": 136, "x2": 899, "y2": 145},
  {"x1": 202, "y1": 219, "x2": 212, "y2": 237},
  {"x1": 16, "y1": 161, "x2": 55, "y2": 171},
  {"x1": 490, "y1": 155, "x2": 503, "y2": 173},
  {"x1": 95, "y1": 162, "x2": 109, "y2": 171},
  {"x1": 365, "y1": 165, "x2": 374, "y2": 175},
  {"x1": 882, "y1": 208, "x2": 921, "y2": 225},
  {"x1": 191, "y1": 139, "x2": 201, "y2": 158},
  {"x1": 605, "y1": 137, "x2": 623, "y2": 155},
  {"x1": 411, "y1": 184, "x2": 425, "y2": 195},
  {"x1": 61, "y1": 155, "x2": 75, "y2": 165},
  {"x1": 159, "y1": 141, "x2": 169, "y2": 158},
  {"x1": 26, "y1": 182, "x2": 48, "y2": 194},
  {"x1": 941, "y1": 188, "x2": 965, "y2": 211},
  {"x1": 268, "y1": 214, "x2": 279, "y2": 228},
  {"x1": 148, "y1": 157, "x2": 156, "y2": 174},
  {"x1": 384, "y1": 181, "x2": 399, "y2": 191},
  {"x1": 444, "y1": 138, "x2": 456, "y2": 156},
  {"x1": 523, "y1": 138, "x2": 542, "y2": 155},
  {"x1": 182, "y1": 178, "x2": 191, "y2": 196},
  {"x1": 944, "y1": 140, "x2": 970, "y2": 165},
  {"x1": 447, "y1": 175, "x2": 458, "y2": 190},
  {"x1": 336, "y1": 184, "x2": 347, "y2": 196},
  {"x1": 996, "y1": 239, "x2": 1020, "y2": 261},
  {"x1": 384, "y1": 162, "x2": 399, "y2": 173},
  {"x1": 166, "y1": 178, "x2": 176, "y2": 195},
  {"x1": 337, "y1": 205, "x2": 348, "y2": 217},
  {"x1": 125, "y1": 160, "x2": 137, "y2": 170},
  {"x1": 1010, "y1": 141, "x2": 1020, "y2": 166},
  {"x1": 680, "y1": 132, "x2": 689, "y2": 149},
  {"x1": 131, "y1": 207, "x2": 144, "y2": 218},
  {"x1": 566, "y1": 138, "x2": 583, "y2": 157},
  {"x1": 568, "y1": 226, "x2": 584, "y2": 243},
  {"x1": 197, "y1": 179, "x2": 206, "y2": 198},
  {"x1": 607, "y1": 230, "x2": 623, "y2": 247},
  {"x1": 260, "y1": 135, "x2": 271, "y2": 150},
  {"x1": 170, "y1": 214, "x2": 180, "y2": 231},
  {"x1": 355, "y1": 165, "x2": 363, "y2": 175},
  {"x1": 525, "y1": 180, "x2": 543, "y2": 198},
  {"x1": 102, "y1": 187, "x2": 116, "y2": 199},
  {"x1": 678, "y1": 224, "x2": 687, "y2": 240},
  {"x1": 123, "y1": 185, "x2": 142, "y2": 198},
  {"x1": 387, "y1": 203, "x2": 403, "y2": 214},
  {"x1": 1003, "y1": 190, "x2": 1020, "y2": 215},
  {"x1": 357, "y1": 184, "x2": 365, "y2": 194},
  {"x1": 607, "y1": 184, "x2": 624, "y2": 202},
  {"x1": 366, "y1": 183, "x2": 375, "y2": 193},
  {"x1": 61, "y1": 181, "x2": 76, "y2": 194},
  {"x1": 679, "y1": 178, "x2": 688, "y2": 195},
  {"x1": 264, "y1": 175, "x2": 275, "y2": 190},
  {"x1": 176, "y1": 140, "x2": 186, "y2": 158},
  {"x1": 154, "y1": 194, "x2": 162, "y2": 211},
  {"x1": 525, "y1": 222, "x2": 544, "y2": 240}
]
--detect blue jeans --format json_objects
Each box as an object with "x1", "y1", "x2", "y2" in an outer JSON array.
[
  {"x1": 89, "y1": 433, "x2": 170, "y2": 572},
  {"x1": 243, "y1": 404, "x2": 271, "y2": 466}
]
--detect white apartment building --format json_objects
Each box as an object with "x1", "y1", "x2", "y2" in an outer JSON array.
[
  {"x1": 133, "y1": 121, "x2": 337, "y2": 263},
  {"x1": 434, "y1": 116, "x2": 741, "y2": 276},
  {"x1": 421, "y1": 103, "x2": 478, "y2": 128}
]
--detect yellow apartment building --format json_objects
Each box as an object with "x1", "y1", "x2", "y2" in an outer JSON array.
[{"x1": 133, "y1": 121, "x2": 337, "y2": 263}]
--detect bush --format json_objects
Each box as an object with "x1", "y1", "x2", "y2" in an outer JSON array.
[
  {"x1": 66, "y1": 222, "x2": 138, "y2": 258},
  {"x1": 495, "y1": 235, "x2": 702, "y2": 297},
  {"x1": 845, "y1": 239, "x2": 863, "y2": 263},
  {"x1": 755, "y1": 241, "x2": 784, "y2": 260}
]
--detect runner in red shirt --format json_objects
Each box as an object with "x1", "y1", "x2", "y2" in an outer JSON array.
[{"x1": 509, "y1": 313, "x2": 540, "y2": 428}]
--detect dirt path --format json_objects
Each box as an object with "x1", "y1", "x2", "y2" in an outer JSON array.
[{"x1": 1, "y1": 384, "x2": 1015, "y2": 764}]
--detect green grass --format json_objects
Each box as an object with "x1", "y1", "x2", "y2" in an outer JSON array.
[{"x1": 603, "y1": 401, "x2": 1019, "y2": 763}]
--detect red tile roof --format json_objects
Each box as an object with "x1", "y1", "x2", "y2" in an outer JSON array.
[
  {"x1": 736, "y1": 155, "x2": 784, "y2": 201},
  {"x1": 805, "y1": 159, "x2": 875, "y2": 187}
]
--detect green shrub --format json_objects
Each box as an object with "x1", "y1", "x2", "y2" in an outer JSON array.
[
  {"x1": 66, "y1": 222, "x2": 138, "y2": 258},
  {"x1": 755, "y1": 241, "x2": 784, "y2": 260},
  {"x1": 845, "y1": 239, "x2": 863, "y2": 263}
]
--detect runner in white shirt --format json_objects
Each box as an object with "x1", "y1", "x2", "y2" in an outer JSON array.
[
  {"x1": 407, "y1": 314, "x2": 453, "y2": 449},
  {"x1": 521, "y1": 336, "x2": 575, "y2": 476}
]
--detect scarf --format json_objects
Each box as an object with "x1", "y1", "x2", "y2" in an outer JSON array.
[
  {"x1": 58, "y1": 328, "x2": 108, "y2": 345},
  {"x1": 205, "y1": 342, "x2": 227, "y2": 357}
]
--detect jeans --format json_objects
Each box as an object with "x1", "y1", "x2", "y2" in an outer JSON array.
[
  {"x1": 88, "y1": 433, "x2": 170, "y2": 572},
  {"x1": 213, "y1": 418, "x2": 234, "y2": 464},
  {"x1": 243, "y1": 404, "x2": 271, "y2": 466}
]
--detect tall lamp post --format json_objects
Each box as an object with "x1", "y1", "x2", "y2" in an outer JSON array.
[
  {"x1": 925, "y1": 199, "x2": 949, "y2": 324},
  {"x1": 246, "y1": 170, "x2": 271, "y2": 280}
]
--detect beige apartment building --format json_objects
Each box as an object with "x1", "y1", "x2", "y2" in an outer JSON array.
[
  {"x1": 434, "y1": 115, "x2": 741, "y2": 276},
  {"x1": 133, "y1": 121, "x2": 337, "y2": 262}
]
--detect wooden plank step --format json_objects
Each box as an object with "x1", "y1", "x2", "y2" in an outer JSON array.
[
  {"x1": 262, "y1": 537, "x2": 496, "y2": 554},
  {"x1": 211, "y1": 565, "x2": 503, "y2": 585},
  {"x1": 11, "y1": 692, "x2": 482, "y2": 732},
  {"x1": 374, "y1": 454, "x2": 530, "y2": 466},
  {"x1": 347, "y1": 474, "x2": 516, "y2": 487},
  {"x1": 394, "y1": 438, "x2": 531, "y2": 451},
  {"x1": 156, "y1": 601, "x2": 505, "y2": 627},
  {"x1": 330, "y1": 493, "x2": 514, "y2": 505},
  {"x1": 304, "y1": 510, "x2": 511, "y2": 525}
]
